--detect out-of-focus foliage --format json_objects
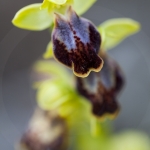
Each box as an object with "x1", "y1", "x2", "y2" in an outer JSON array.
[
  {"x1": 33, "y1": 59, "x2": 150, "y2": 150},
  {"x1": 33, "y1": 60, "x2": 92, "y2": 126},
  {"x1": 110, "y1": 131, "x2": 150, "y2": 150},
  {"x1": 73, "y1": 128, "x2": 150, "y2": 150}
]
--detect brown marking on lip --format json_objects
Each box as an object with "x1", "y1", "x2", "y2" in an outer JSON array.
[
  {"x1": 77, "y1": 76, "x2": 120, "y2": 118},
  {"x1": 91, "y1": 82, "x2": 120, "y2": 117},
  {"x1": 76, "y1": 54, "x2": 125, "y2": 118},
  {"x1": 53, "y1": 39, "x2": 72, "y2": 68},
  {"x1": 52, "y1": 7, "x2": 103, "y2": 78},
  {"x1": 53, "y1": 39, "x2": 103, "y2": 77}
]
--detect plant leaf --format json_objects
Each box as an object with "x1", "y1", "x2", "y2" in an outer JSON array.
[
  {"x1": 12, "y1": 3, "x2": 52, "y2": 31},
  {"x1": 98, "y1": 18, "x2": 141, "y2": 50},
  {"x1": 73, "y1": 0, "x2": 97, "y2": 15}
]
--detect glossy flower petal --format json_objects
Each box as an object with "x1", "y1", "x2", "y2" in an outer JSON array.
[
  {"x1": 33, "y1": 60, "x2": 91, "y2": 119},
  {"x1": 76, "y1": 54, "x2": 124, "y2": 118},
  {"x1": 73, "y1": 0, "x2": 97, "y2": 15},
  {"x1": 98, "y1": 18, "x2": 140, "y2": 50},
  {"x1": 52, "y1": 7, "x2": 103, "y2": 78},
  {"x1": 12, "y1": 3, "x2": 52, "y2": 31}
]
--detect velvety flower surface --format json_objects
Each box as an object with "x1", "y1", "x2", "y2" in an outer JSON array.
[
  {"x1": 16, "y1": 108, "x2": 68, "y2": 150},
  {"x1": 52, "y1": 7, "x2": 103, "y2": 77},
  {"x1": 76, "y1": 54, "x2": 124, "y2": 118}
]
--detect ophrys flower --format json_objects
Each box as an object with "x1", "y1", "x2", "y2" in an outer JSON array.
[{"x1": 52, "y1": 7, "x2": 103, "y2": 77}]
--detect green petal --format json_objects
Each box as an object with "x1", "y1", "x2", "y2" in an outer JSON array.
[
  {"x1": 73, "y1": 0, "x2": 97, "y2": 15},
  {"x1": 41, "y1": 0, "x2": 51, "y2": 9},
  {"x1": 98, "y1": 18, "x2": 141, "y2": 50},
  {"x1": 98, "y1": 27, "x2": 105, "y2": 49},
  {"x1": 43, "y1": 41, "x2": 53, "y2": 59},
  {"x1": 48, "y1": 0, "x2": 67, "y2": 5},
  {"x1": 12, "y1": 3, "x2": 52, "y2": 31}
]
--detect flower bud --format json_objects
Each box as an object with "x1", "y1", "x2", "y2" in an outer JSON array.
[
  {"x1": 52, "y1": 6, "x2": 103, "y2": 77},
  {"x1": 16, "y1": 108, "x2": 68, "y2": 150}
]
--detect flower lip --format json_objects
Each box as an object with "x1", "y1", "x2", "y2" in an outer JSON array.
[
  {"x1": 52, "y1": 6, "x2": 103, "y2": 78},
  {"x1": 76, "y1": 54, "x2": 125, "y2": 118}
]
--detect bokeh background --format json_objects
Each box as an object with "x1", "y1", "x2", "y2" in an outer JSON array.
[{"x1": 0, "y1": 0, "x2": 150, "y2": 149}]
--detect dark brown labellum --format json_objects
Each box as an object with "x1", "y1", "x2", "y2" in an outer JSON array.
[
  {"x1": 52, "y1": 6, "x2": 103, "y2": 77},
  {"x1": 76, "y1": 54, "x2": 125, "y2": 118}
]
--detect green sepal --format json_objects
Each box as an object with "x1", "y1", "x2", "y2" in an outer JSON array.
[
  {"x1": 73, "y1": 0, "x2": 97, "y2": 15},
  {"x1": 12, "y1": 3, "x2": 53, "y2": 31}
]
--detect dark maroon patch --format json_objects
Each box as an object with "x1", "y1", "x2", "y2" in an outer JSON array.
[
  {"x1": 76, "y1": 54, "x2": 125, "y2": 117},
  {"x1": 113, "y1": 66, "x2": 125, "y2": 94},
  {"x1": 53, "y1": 25, "x2": 103, "y2": 76},
  {"x1": 77, "y1": 77, "x2": 119, "y2": 117},
  {"x1": 52, "y1": 8, "x2": 103, "y2": 77},
  {"x1": 92, "y1": 84, "x2": 119, "y2": 116},
  {"x1": 53, "y1": 39, "x2": 72, "y2": 67},
  {"x1": 89, "y1": 24, "x2": 101, "y2": 53}
]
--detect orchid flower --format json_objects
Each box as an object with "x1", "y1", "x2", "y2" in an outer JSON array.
[
  {"x1": 12, "y1": 0, "x2": 140, "y2": 77},
  {"x1": 12, "y1": 0, "x2": 141, "y2": 124},
  {"x1": 76, "y1": 54, "x2": 124, "y2": 118},
  {"x1": 52, "y1": 7, "x2": 103, "y2": 77},
  {"x1": 12, "y1": 1, "x2": 143, "y2": 150}
]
